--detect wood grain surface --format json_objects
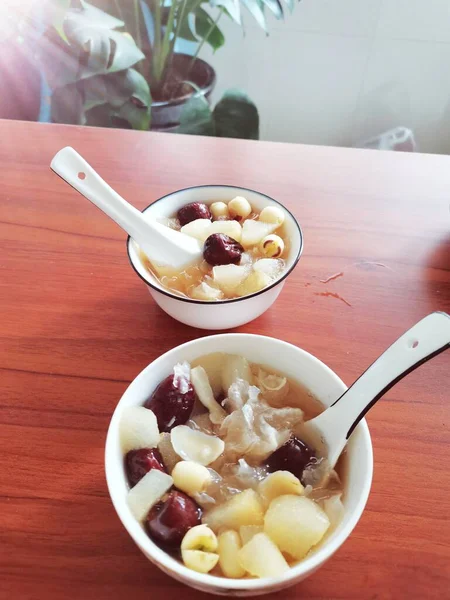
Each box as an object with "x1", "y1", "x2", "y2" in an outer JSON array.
[{"x1": 1, "y1": 119, "x2": 449, "y2": 600}]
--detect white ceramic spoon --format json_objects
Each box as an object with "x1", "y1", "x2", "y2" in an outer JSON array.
[
  {"x1": 303, "y1": 311, "x2": 450, "y2": 469},
  {"x1": 51, "y1": 147, "x2": 203, "y2": 272}
]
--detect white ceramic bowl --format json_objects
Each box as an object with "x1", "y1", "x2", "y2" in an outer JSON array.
[
  {"x1": 105, "y1": 334, "x2": 373, "y2": 596},
  {"x1": 127, "y1": 186, "x2": 303, "y2": 329}
]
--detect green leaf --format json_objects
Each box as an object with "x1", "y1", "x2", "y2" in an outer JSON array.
[
  {"x1": 177, "y1": 13, "x2": 199, "y2": 42},
  {"x1": 52, "y1": 67, "x2": 151, "y2": 131},
  {"x1": 82, "y1": 68, "x2": 150, "y2": 111},
  {"x1": 83, "y1": 68, "x2": 151, "y2": 129},
  {"x1": 210, "y1": 0, "x2": 241, "y2": 24},
  {"x1": 85, "y1": 98, "x2": 151, "y2": 131},
  {"x1": 240, "y1": 0, "x2": 267, "y2": 32},
  {"x1": 73, "y1": 28, "x2": 144, "y2": 77},
  {"x1": 36, "y1": 1, "x2": 145, "y2": 90},
  {"x1": 115, "y1": 96, "x2": 151, "y2": 130},
  {"x1": 63, "y1": 2, "x2": 143, "y2": 79},
  {"x1": 177, "y1": 94, "x2": 215, "y2": 136},
  {"x1": 195, "y1": 7, "x2": 225, "y2": 51},
  {"x1": 176, "y1": 0, "x2": 204, "y2": 41},
  {"x1": 261, "y1": 0, "x2": 284, "y2": 19},
  {"x1": 213, "y1": 89, "x2": 259, "y2": 140},
  {"x1": 127, "y1": 68, "x2": 152, "y2": 109}
]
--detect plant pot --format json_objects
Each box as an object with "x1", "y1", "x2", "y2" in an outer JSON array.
[{"x1": 150, "y1": 53, "x2": 216, "y2": 132}]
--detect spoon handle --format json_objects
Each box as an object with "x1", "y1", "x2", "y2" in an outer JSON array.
[
  {"x1": 312, "y1": 312, "x2": 450, "y2": 465},
  {"x1": 51, "y1": 146, "x2": 146, "y2": 242},
  {"x1": 51, "y1": 147, "x2": 203, "y2": 270}
]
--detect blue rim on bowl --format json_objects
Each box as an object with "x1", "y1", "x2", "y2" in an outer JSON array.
[{"x1": 126, "y1": 185, "x2": 304, "y2": 305}]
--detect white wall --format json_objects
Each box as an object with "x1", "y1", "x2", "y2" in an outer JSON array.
[{"x1": 199, "y1": 0, "x2": 450, "y2": 154}]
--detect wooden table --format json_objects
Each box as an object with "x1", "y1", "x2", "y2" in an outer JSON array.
[{"x1": 1, "y1": 120, "x2": 449, "y2": 600}]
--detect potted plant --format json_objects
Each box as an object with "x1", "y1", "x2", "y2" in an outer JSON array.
[{"x1": 23, "y1": 0, "x2": 297, "y2": 135}]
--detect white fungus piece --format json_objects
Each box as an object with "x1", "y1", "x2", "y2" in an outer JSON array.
[
  {"x1": 193, "y1": 468, "x2": 243, "y2": 507},
  {"x1": 173, "y1": 361, "x2": 191, "y2": 394},
  {"x1": 255, "y1": 368, "x2": 290, "y2": 406},
  {"x1": 302, "y1": 457, "x2": 333, "y2": 488},
  {"x1": 219, "y1": 408, "x2": 257, "y2": 462},
  {"x1": 263, "y1": 405, "x2": 304, "y2": 432},
  {"x1": 233, "y1": 459, "x2": 269, "y2": 489},
  {"x1": 193, "y1": 492, "x2": 217, "y2": 507},
  {"x1": 226, "y1": 378, "x2": 251, "y2": 412},
  {"x1": 220, "y1": 386, "x2": 303, "y2": 463}
]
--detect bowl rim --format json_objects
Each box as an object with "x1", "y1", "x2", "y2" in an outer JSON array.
[
  {"x1": 105, "y1": 333, "x2": 373, "y2": 593},
  {"x1": 126, "y1": 185, "x2": 304, "y2": 305}
]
